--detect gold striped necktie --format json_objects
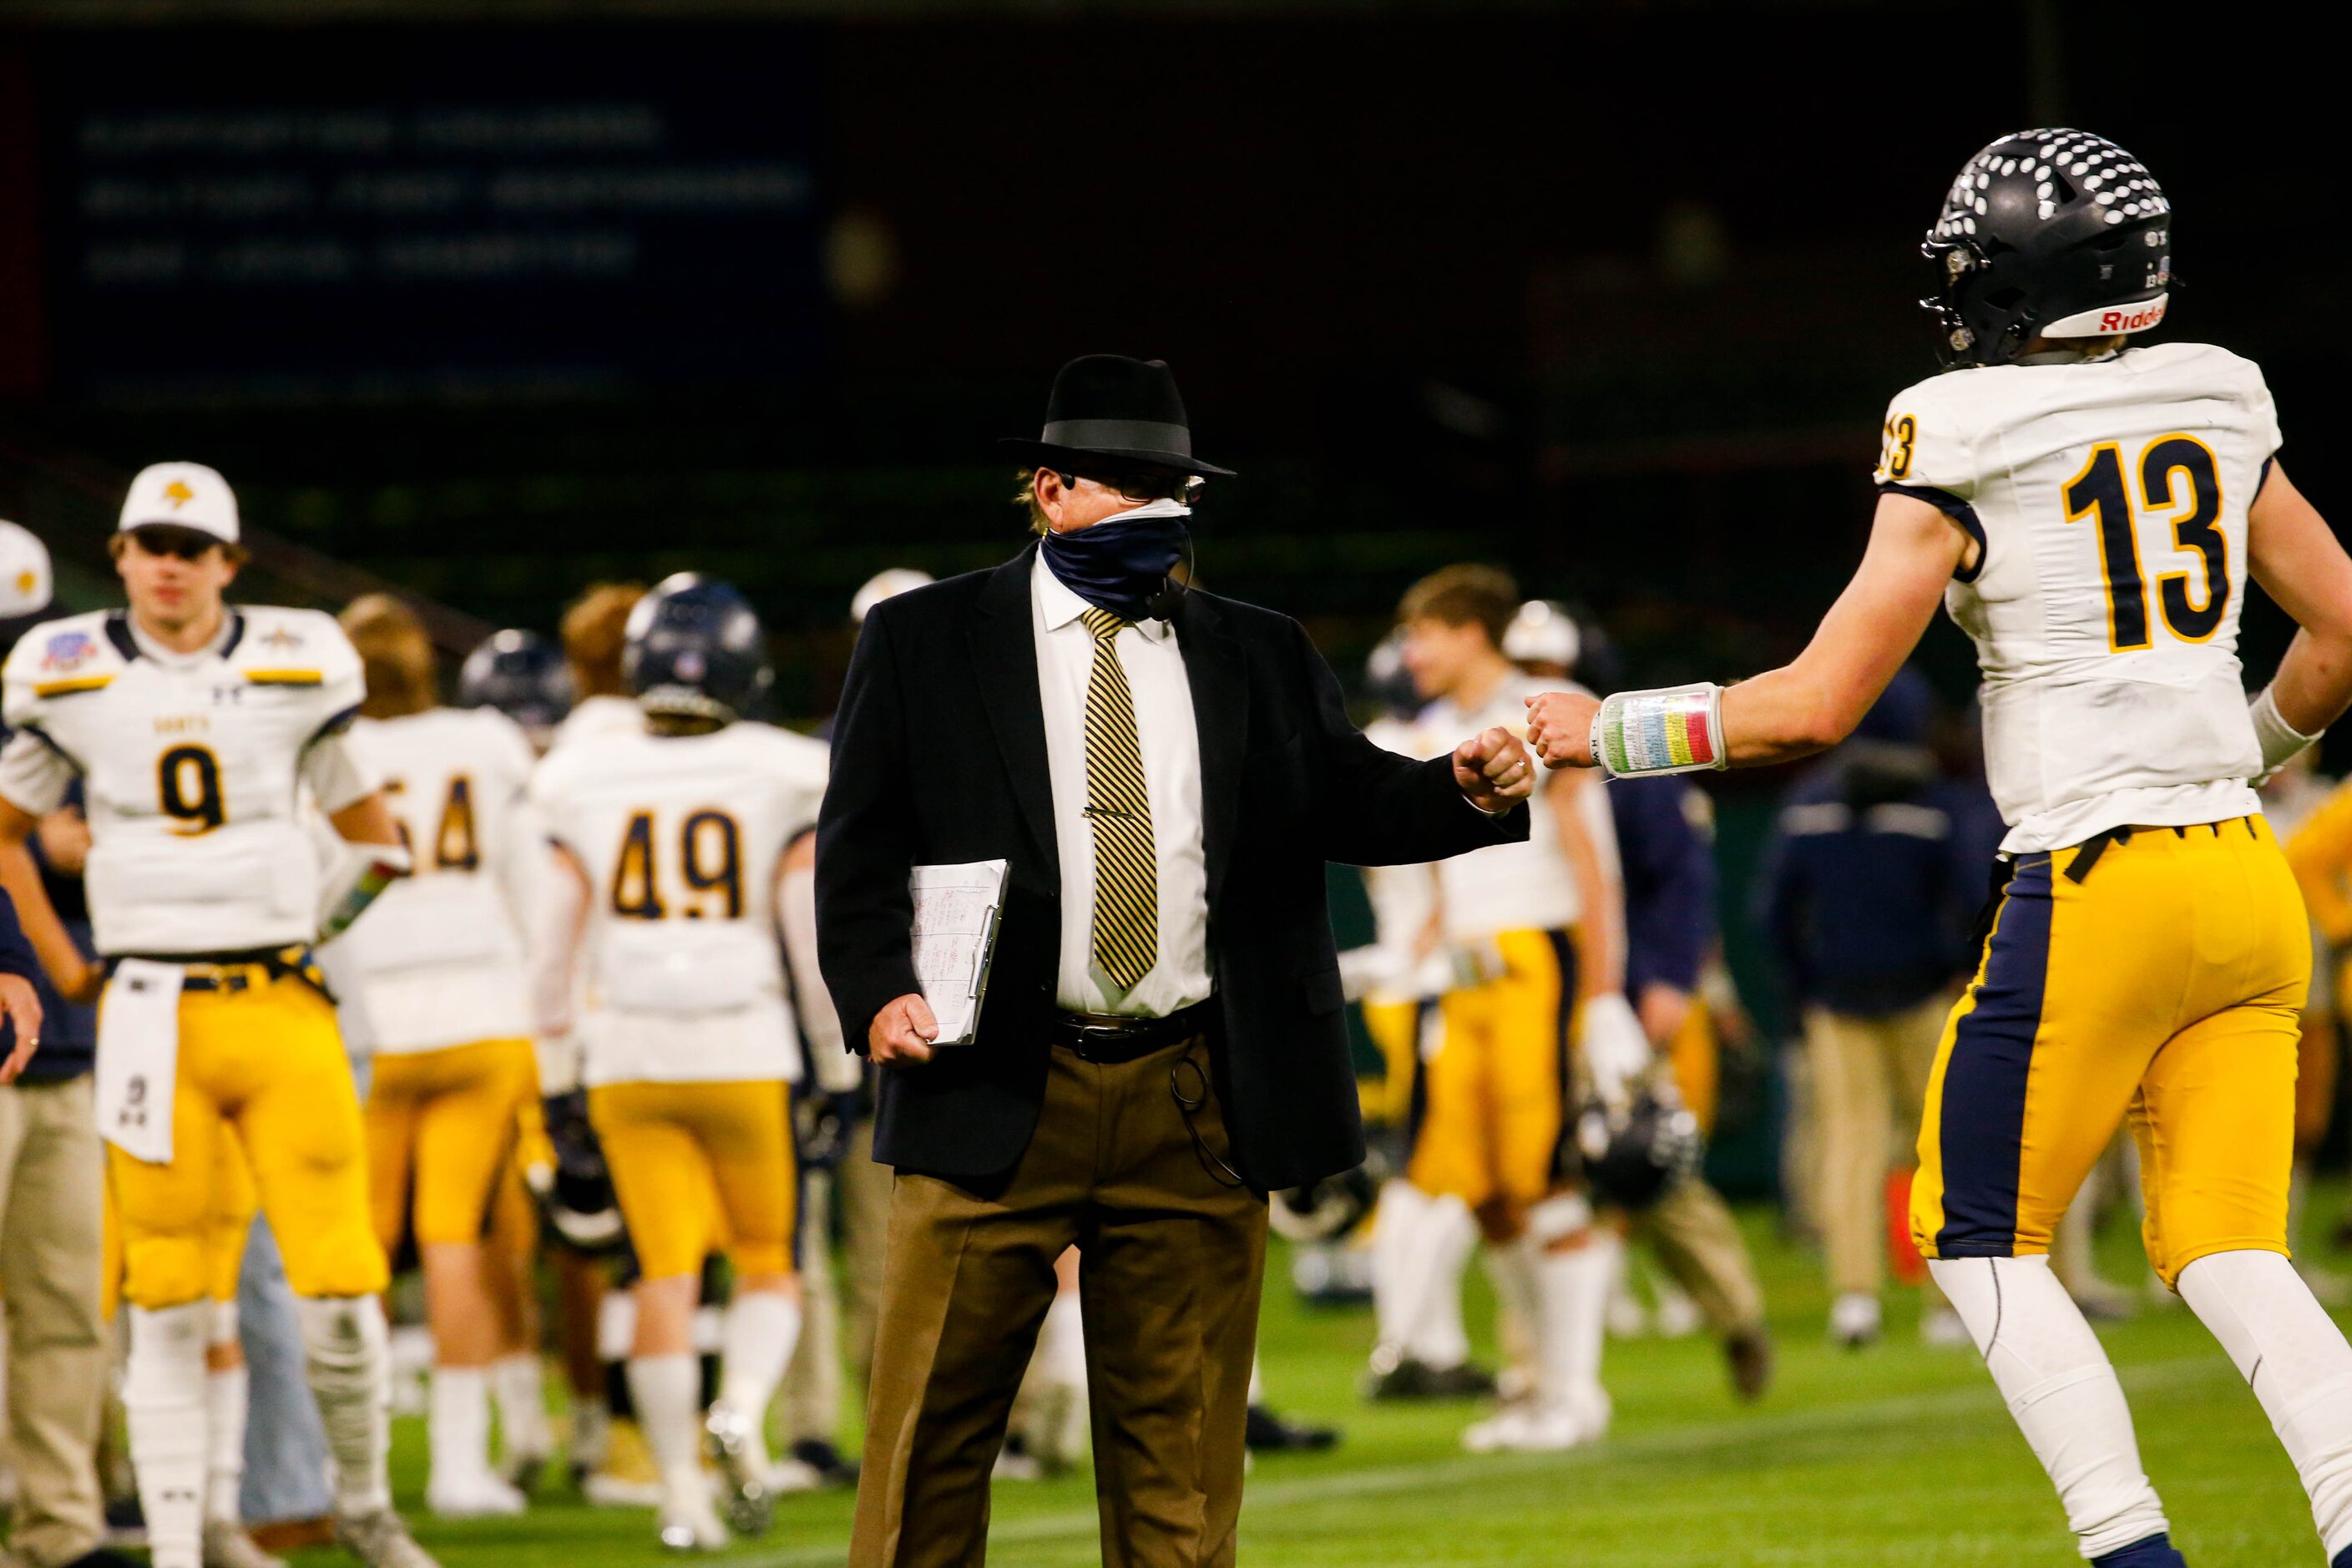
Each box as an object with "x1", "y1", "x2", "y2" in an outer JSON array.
[{"x1": 1078, "y1": 606, "x2": 1158, "y2": 994}]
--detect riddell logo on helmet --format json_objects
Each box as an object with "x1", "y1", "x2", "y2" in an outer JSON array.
[
  {"x1": 2043, "y1": 294, "x2": 2168, "y2": 338},
  {"x1": 2097, "y1": 301, "x2": 2167, "y2": 332}
]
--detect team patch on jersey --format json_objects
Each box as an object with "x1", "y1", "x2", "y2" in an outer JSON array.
[
  {"x1": 256, "y1": 624, "x2": 306, "y2": 654},
  {"x1": 40, "y1": 630, "x2": 97, "y2": 672}
]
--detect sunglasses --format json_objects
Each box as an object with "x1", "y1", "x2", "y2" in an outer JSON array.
[
  {"x1": 1060, "y1": 469, "x2": 1206, "y2": 505},
  {"x1": 125, "y1": 526, "x2": 224, "y2": 562}
]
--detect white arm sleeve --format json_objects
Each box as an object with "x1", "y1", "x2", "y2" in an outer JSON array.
[{"x1": 781, "y1": 859, "x2": 858, "y2": 1092}]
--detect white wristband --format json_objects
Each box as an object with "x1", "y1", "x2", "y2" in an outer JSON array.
[
  {"x1": 1590, "y1": 682, "x2": 1727, "y2": 777},
  {"x1": 2250, "y1": 685, "x2": 2320, "y2": 776}
]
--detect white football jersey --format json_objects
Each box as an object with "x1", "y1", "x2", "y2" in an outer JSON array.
[
  {"x1": 1422, "y1": 674, "x2": 1621, "y2": 944},
  {"x1": 334, "y1": 707, "x2": 540, "y2": 1054},
  {"x1": 1874, "y1": 342, "x2": 2277, "y2": 852},
  {"x1": 0, "y1": 607, "x2": 375, "y2": 956},
  {"x1": 548, "y1": 694, "x2": 642, "y2": 753},
  {"x1": 1359, "y1": 715, "x2": 1448, "y2": 1004},
  {"x1": 533, "y1": 716, "x2": 828, "y2": 1087}
]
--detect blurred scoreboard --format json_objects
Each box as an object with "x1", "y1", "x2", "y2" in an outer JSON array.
[{"x1": 0, "y1": 25, "x2": 826, "y2": 401}]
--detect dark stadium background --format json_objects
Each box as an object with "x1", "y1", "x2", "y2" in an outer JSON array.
[{"x1": 2, "y1": 0, "x2": 2342, "y2": 1184}]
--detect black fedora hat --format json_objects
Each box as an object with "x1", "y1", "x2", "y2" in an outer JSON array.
[{"x1": 999, "y1": 354, "x2": 1236, "y2": 478}]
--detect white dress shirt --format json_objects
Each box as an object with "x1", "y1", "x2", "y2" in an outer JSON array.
[{"x1": 1031, "y1": 551, "x2": 1213, "y2": 1017}]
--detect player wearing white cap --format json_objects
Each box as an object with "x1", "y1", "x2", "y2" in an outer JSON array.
[{"x1": 0, "y1": 464, "x2": 437, "y2": 1568}]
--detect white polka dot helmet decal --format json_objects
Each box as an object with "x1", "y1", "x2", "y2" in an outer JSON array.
[{"x1": 1920, "y1": 129, "x2": 2173, "y2": 368}]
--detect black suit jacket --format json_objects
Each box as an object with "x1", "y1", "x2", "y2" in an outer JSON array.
[{"x1": 815, "y1": 544, "x2": 1526, "y2": 1191}]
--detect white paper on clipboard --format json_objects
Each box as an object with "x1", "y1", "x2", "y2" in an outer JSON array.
[{"x1": 909, "y1": 859, "x2": 1010, "y2": 1046}]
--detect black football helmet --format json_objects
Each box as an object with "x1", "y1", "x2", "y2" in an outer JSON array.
[
  {"x1": 1575, "y1": 1086, "x2": 1704, "y2": 1211},
  {"x1": 1921, "y1": 129, "x2": 2173, "y2": 368},
  {"x1": 458, "y1": 629, "x2": 574, "y2": 741},
  {"x1": 622, "y1": 572, "x2": 772, "y2": 725}
]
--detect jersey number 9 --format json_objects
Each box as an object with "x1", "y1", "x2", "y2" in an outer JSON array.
[
  {"x1": 610, "y1": 808, "x2": 744, "y2": 922},
  {"x1": 158, "y1": 745, "x2": 224, "y2": 835}
]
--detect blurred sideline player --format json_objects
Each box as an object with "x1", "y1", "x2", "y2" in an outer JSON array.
[
  {"x1": 335, "y1": 595, "x2": 548, "y2": 1517},
  {"x1": 554, "y1": 584, "x2": 649, "y2": 751},
  {"x1": 1353, "y1": 633, "x2": 1495, "y2": 1400},
  {"x1": 545, "y1": 593, "x2": 658, "y2": 1493},
  {"x1": 771, "y1": 567, "x2": 926, "y2": 1490},
  {"x1": 2277, "y1": 760, "x2": 2352, "y2": 1288},
  {"x1": 1531, "y1": 129, "x2": 2352, "y2": 1568},
  {"x1": 534, "y1": 574, "x2": 828, "y2": 1551},
  {"x1": 1506, "y1": 599, "x2": 1772, "y2": 1399},
  {"x1": 0, "y1": 463, "x2": 433, "y2": 1568},
  {"x1": 1392, "y1": 565, "x2": 1650, "y2": 1452}
]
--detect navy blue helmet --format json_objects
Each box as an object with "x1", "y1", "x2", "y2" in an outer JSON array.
[
  {"x1": 1921, "y1": 129, "x2": 2172, "y2": 368},
  {"x1": 458, "y1": 630, "x2": 574, "y2": 742},
  {"x1": 623, "y1": 572, "x2": 771, "y2": 724}
]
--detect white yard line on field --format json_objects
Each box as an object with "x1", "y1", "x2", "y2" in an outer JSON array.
[{"x1": 737, "y1": 1356, "x2": 2228, "y2": 1567}]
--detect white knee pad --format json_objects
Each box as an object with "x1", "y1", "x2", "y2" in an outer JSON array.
[
  {"x1": 2177, "y1": 1250, "x2": 2352, "y2": 1560},
  {"x1": 1930, "y1": 1257, "x2": 2167, "y2": 1559}
]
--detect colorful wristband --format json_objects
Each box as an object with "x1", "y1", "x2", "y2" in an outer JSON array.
[{"x1": 1590, "y1": 683, "x2": 1727, "y2": 778}]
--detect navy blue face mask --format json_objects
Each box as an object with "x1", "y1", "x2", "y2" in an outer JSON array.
[{"x1": 1039, "y1": 503, "x2": 1190, "y2": 623}]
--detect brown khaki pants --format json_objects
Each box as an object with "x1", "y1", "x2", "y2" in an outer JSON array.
[
  {"x1": 851, "y1": 1036, "x2": 1267, "y2": 1568},
  {"x1": 1805, "y1": 999, "x2": 1948, "y2": 1297},
  {"x1": 1636, "y1": 1175, "x2": 1765, "y2": 1335},
  {"x1": 0, "y1": 1075, "x2": 108, "y2": 1568}
]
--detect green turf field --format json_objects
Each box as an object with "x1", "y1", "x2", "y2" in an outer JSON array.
[{"x1": 334, "y1": 1194, "x2": 2351, "y2": 1567}]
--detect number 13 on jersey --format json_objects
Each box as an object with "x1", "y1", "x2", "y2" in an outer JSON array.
[{"x1": 2063, "y1": 432, "x2": 2230, "y2": 653}]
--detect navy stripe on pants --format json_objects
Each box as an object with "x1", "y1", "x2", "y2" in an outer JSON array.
[{"x1": 1935, "y1": 853, "x2": 2055, "y2": 1257}]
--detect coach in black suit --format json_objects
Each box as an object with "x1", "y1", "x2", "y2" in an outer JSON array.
[{"x1": 817, "y1": 355, "x2": 1534, "y2": 1567}]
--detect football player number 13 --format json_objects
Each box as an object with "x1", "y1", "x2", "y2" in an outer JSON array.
[{"x1": 2064, "y1": 434, "x2": 2228, "y2": 652}]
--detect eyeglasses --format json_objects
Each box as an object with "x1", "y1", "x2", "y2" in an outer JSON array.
[
  {"x1": 124, "y1": 526, "x2": 223, "y2": 562},
  {"x1": 1060, "y1": 469, "x2": 1206, "y2": 505}
]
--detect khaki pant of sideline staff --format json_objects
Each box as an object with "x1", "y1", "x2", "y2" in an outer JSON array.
[
  {"x1": 852, "y1": 1035, "x2": 1267, "y2": 1568},
  {"x1": 1806, "y1": 998, "x2": 1947, "y2": 1297},
  {"x1": 0, "y1": 1076, "x2": 108, "y2": 1568},
  {"x1": 1636, "y1": 1176, "x2": 1767, "y2": 1334}
]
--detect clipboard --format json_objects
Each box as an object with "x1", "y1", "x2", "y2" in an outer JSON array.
[{"x1": 909, "y1": 859, "x2": 1010, "y2": 1046}]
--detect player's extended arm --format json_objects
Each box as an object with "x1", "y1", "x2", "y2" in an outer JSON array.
[
  {"x1": 1526, "y1": 492, "x2": 1963, "y2": 768},
  {"x1": 533, "y1": 844, "x2": 590, "y2": 1042},
  {"x1": 1549, "y1": 769, "x2": 1621, "y2": 1002},
  {"x1": 2248, "y1": 463, "x2": 2352, "y2": 757},
  {"x1": 0, "y1": 795, "x2": 103, "y2": 1008},
  {"x1": 777, "y1": 832, "x2": 859, "y2": 1091},
  {"x1": 316, "y1": 790, "x2": 412, "y2": 943}
]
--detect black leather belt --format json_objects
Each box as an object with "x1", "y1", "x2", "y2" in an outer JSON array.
[
  {"x1": 1050, "y1": 999, "x2": 1215, "y2": 1063},
  {"x1": 104, "y1": 946, "x2": 331, "y2": 999}
]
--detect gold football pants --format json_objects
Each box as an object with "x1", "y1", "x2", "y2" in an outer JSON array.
[
  {"x1": 1405, "y1": 928, "x2": 1576, "y2": 1226},
  {"x1": 105, "y1": 969, "x2": 387, "y2": 1310},
  {"x1": 364, "y1": 1037, "x2": 537, "y2": 1251},
  {"x1": 589, "y1": 1079, "x2": 796, "y2": 1282},
  {"x1": 1913, "y1": 817, "x2": 2307, "y2": 1288}
]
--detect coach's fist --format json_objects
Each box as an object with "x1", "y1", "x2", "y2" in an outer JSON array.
[
  {"x1": 869, "y1": 992, "x2": 940, "y2": 1065},
  {"x1": 1454, "y1": 727, "x2": 1537, "y2": 814},
  {"x1": 1524, "y1": 690, "x2": 1601, "y2": 770}
]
